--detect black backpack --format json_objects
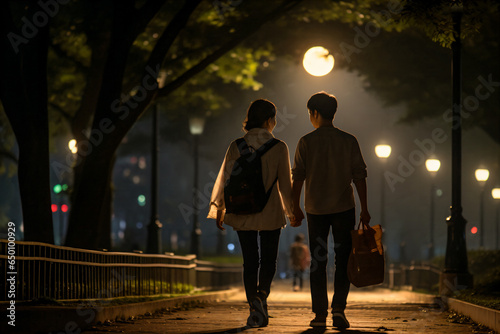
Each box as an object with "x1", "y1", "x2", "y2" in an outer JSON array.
[{"x1": 224, "y1": 137, "x2": 280, "y2": 215}]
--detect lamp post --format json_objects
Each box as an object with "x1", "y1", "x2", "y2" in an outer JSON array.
[
  {"x1": 425, "y1": 159, "x2": 441, "y2": 260},
  {"x1": 303, "y1": 46, "x2": 334, "y2": 77},
  {"x1": 475, "y1": 168, "x2": 489, "y2": 249},
  {"x1": 189, "y1": 116, "x2": 205, "y2": 257},
  {"x1": 492, "y1": 188, "x2": 500, "y2": 250},
  {"x1": 375, "y1": 144, "x2": 391, "y2": 228},
  {"x1": 146, "y1": 71, "x2": 167, "y2": 254},
  {"x1": 440, "y1": 4, "x2": 473, "y2": 295}
]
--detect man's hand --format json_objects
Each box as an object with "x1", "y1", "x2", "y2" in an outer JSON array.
[{"x1": 360, "y1": 210, "x2": 371, "y2": 227}]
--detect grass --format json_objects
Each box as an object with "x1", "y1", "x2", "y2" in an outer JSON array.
[{"x1": 432, "y1": 250, "x2": 500, "y2": 310}]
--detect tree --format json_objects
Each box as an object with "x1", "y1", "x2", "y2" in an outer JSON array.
[
  {"x1": 2, "y1": 0, "x2": 497, "y2": 249},
  {"x1": 0, "y1": 0, "x2": 305, "y2": 249},
  {"x1": 0, "y1": 2, "x2": 54, "y2": 243}
]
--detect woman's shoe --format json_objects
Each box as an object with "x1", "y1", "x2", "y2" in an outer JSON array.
[{"x1": 250, "y1": 296, "x2": 268, "y2": 327}]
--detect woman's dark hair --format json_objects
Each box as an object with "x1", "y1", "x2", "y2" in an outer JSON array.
[
  {"x1": 243, "y1": 99, "x2": 277, "y2": 132},
  {"x1": 307, "y1": 91, "x2": 338, "y2": 120}
]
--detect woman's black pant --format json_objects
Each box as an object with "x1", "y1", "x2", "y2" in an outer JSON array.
[{"x1": 237, "y1": 228, "x2": 281, "y2": 304}]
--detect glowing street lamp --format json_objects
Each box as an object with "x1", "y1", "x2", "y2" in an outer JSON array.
[
  {"x1": 475, "y1": 168, "x2": 489, "y2": 248},
  {"x1": 375, "y1": 144, "x2": 391, "y2": 254},
  {"x1": 492, "y1": 188, "x2": 500, "y2": 249},
  {"x1": 303, "y1": 46, "x2": 334, "y2": 77},
  {"x1": 189, "y1": 116, "x2": 206, "y2": 257},
  {"x1": 425, "y1": 159, "x2": 441, "y2": 259},
  {"x1": 375, "y1": 145, "x2": 391, "y2": 159},
  {"x1": 475, "y1": 169, "x2": 489, "y2": 182},
  {"x1": 426, "y1": 159, "x2": 441, "y2": 173}
]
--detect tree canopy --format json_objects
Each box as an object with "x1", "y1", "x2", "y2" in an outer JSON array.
[{"x1": 1, "y1": 0, "x2": 498, "y2": 249}]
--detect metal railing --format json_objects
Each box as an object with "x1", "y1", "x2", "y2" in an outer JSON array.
[
  {"x1": 195, "y1": 260, "x2": 243, "y2": 291},
  {"x1": 387, "y1": 262, "x2": 441, "y2": 291},
  {"x1": 0, "y1": 239, "x2": 242, "y2": 301}
]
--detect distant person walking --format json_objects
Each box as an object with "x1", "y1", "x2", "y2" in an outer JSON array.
[
  {"x1": 291, "y1": 92, "x2": 370, "y2": 329},
  {"x1": 290, "y1": 233, "x2": 310, "y2": 291},
  {"x1": 208, "y1": 99, "x2": 295, "y2": 328}
]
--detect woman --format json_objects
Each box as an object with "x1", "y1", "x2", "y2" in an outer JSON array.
[{"x1": 208, "y1": 99, "x2": 294, "y2": 328}]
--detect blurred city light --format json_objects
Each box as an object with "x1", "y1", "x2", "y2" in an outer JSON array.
[
  {"x1": 303, "y1": 46, "x2": 334, "y2": 77},
  {"x1": 53, "y1": 184, "x2": 62, "y2": 194},
  {"x1": 471, "y1": 226, "x2": 478, "y2": 234},
  {"x1": 68, "y1": 139, "x2": 77, "y2": 154},
  {"x1": 375, "y1": 144, "x2": 391, "y2": 159},
  {"x1": 138, "y1": 194, "x2": 146, "y2": 206},
  {"x1": 492, "y1": 188, "x2": 500, "y2": 199},
  {"x1": 227, "y1": 243, "x2": 235, "y2": 252}
]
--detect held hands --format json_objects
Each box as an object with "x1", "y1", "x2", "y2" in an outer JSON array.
[{"x1": 290, "y1": 206, "x2": 305, "y2": 227}]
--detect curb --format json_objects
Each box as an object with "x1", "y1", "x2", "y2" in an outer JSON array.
[
  {"x1": 1, "y1": 288, "x2": 240, "y2": 334},
  {"x1": 444, "y1": 296, "x2": 500, "y2": 333}
]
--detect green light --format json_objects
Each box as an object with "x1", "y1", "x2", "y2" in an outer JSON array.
[
  {"x1": 62, "y1": 184, "x2": 68, "y2": 191},
  {"x1": 137, "y1": 195, "x2": 146, "y2": 206},
  {"x1": 53, "y1": 184, "x2": 62, "y2": 194}
]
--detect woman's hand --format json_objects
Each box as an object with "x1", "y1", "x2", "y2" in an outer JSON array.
[{"x1": 216, "y1": 210, "x2": 225, "y2": 231}]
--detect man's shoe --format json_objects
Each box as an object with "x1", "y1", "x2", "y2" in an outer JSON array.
[
  {"x1": 309, "y1": 315, "x2": 327, "y2": 327},
  {"x1": 332, "y1": 311, "x2": 350, "y2": 329}
]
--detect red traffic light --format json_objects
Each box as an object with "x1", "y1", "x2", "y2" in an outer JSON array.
[
  {"x1": 51, "y1": 204, "x2": 58, "y2": 213},
  {"x1": 471, "y1": 226, "x2": 478, "y2": 234},
  {"x1": 61, "y1": 204, "x2": 69, "y2": 213}
]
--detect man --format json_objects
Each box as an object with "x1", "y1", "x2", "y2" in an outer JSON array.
[{"x1": 291, "y1": 91, "x2": 371, "y2": 329}]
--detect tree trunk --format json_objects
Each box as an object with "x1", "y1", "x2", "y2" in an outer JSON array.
[
  {"x1": 65, "y1": 147, "x2": 115, "y2": 249},
  {"x1": 0, "y1": 2, "x2": 54, "y2": 243}
]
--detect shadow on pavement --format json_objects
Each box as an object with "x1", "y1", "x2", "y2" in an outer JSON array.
[
  {"x1": 298, "y1": 328, "x2": 386, "y2": 334},
  {"x1": 194, "y1": 326, "x2": 386, "y2": 334},
  {"x1": 192, "y1": 325, "x2": 251, "y2": 333}
]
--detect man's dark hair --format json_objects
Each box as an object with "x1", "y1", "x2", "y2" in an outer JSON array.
[
  {"x1": 243, "y1": 99, "x2": 276, "y2": 131},
  {"x1": 307, "y1": 91, "x2": 338, "y2": 120}
]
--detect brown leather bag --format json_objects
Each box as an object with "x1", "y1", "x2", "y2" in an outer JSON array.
[{"x1": 347, "y1": 223, "x2": 385, "y2": 288}]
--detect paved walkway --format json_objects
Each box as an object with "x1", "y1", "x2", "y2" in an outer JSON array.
[{"x1": 84, "y1": 280, "x2": 492, "y2": 333}]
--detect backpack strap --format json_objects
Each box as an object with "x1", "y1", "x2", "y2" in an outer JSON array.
[
  {"x1": 257, "y1": 138, "x2": 280, "y2": 156},
  {"x1": 235, "y1": 138, "x2": 251, "y2": 156},
  {"x1": 259, "y1": 138, "x2": 281, "y2": 198}
]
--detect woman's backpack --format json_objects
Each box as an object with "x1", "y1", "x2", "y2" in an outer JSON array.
[{"x1": 224, "y1": 138, "x2": 280, "y2": 215}]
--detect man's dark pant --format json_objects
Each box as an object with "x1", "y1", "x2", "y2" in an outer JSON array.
[
  {"x1": 307, "y1": 209, "x2": 355, "y2": 316},
  {"x1": 237, "y1": 228, "x2": 281, "y2": 304}
]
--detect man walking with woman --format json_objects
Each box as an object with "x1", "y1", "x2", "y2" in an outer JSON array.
[{"x1": 208, "y1": 91, "x2": 370, "y2": 329}]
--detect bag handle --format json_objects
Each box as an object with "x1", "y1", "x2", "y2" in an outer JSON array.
[{"x1": 355, "y1": 220, "x2": 369, "y2": 231}]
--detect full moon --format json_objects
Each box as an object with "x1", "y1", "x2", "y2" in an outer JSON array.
[{"x1": 303, "y1": 46, "x2": 334, "y2": 77}]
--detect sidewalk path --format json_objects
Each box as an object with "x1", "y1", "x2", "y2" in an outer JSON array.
[{"x1": 84, "y1": 280, "x2": 492, "y2": 333}]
